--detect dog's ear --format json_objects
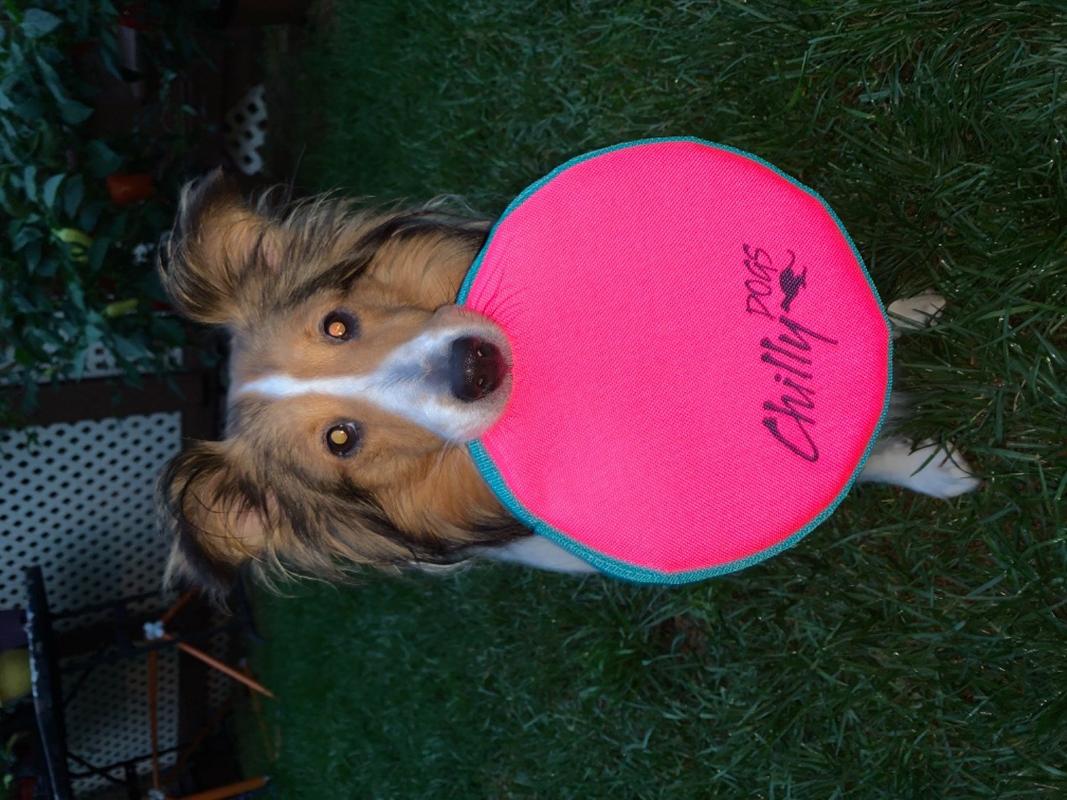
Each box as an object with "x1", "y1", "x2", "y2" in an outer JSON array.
[
  {"x1": 157, "y1": 440, "x2": 274, "y2": 600},
  {"x1": 158, "y1": 169, "x2": 287, "y2": 325}
]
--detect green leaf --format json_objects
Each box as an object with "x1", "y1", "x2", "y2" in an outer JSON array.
[
  {"x1": 78, "y1": 199, "x2": 104, "y2": 232},
  {"x1": 86, "y1": 235, "x2": 110, "y2": 271},
  {"x1": 98, "y1": 42, "x2": 123, "y2": 82},
  {"x1": 13, "y1": 97, "x2": 44, "y2": 122},
  {"x1": 23, "y1": 241, "x2": 43, "y2": 274},
  {"x1": 104, "y1": 298, "x2": 139, "y2": 317},
  {"x1": 41, "y1": 173, "x2": 64, "y2": 209},
  {"x1": 36, "y1": 254, "x2": 58, "y2": 278},
  {"x1": 35, "y1": 56, "x2": 68, "y2": 104},
  {"x1": 71, "y1": 344, "x2": 89, "y2": 381},
  {"x1": 111, "y1": 334, "x2": 150, "y2": 362},
  {"x1": 59, "y1": 98, "x2": 93, "y2": 125},
  {"x1": 68, "y1": 281, "x2": 85, "y2": 311},
  {"x1": 84, "y1": 139, "x2": 123, "y2": 178},
  {"x1": 84, "y1": 311, "x2": 105, "y2": 342},
  {"x1": 21, "y1": 9, "x2": 62, "y2": 39},
  {"x1": 0, "y1": 112, "x2": 16, "y2": 141},
  {"x1": 63, "y1": 174, "x2": 85, "y2": 218},
  {"x1": 12, "y1": 224, "x2": 42, "y2": 252},
  {"x1": 11, "y1": 292, "x2": 37, "y2": 314},
  {"x1": 7, "y1": 40, "x2": 25, "y2": 69},
  {"x1": 22, "y1": 165, "x2": 37, "y2": 202}
]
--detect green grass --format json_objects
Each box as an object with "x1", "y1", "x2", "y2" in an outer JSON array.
[{"x1": 248, "y1": 1, "x2": 1067, "y2": 797}]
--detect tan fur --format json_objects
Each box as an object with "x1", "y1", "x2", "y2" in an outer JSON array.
[{"x1": 157, "y1": 171, "x2": 520, "y2": 598}]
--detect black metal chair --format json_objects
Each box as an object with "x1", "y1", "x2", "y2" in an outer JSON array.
[{"x1": 22, "y1": 566, "x2": 267, "y2": 799}]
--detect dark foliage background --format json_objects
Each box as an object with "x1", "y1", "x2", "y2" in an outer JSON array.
[{"x1": 0, "y1": 2, "x2": 215, "y2": 422}]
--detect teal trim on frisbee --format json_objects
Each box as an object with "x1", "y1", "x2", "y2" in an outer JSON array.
[{"x1": 459, "y1": 136, "x2": 894, "y2": 584}]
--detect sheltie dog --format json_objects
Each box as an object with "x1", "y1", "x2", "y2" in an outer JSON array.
[{"x1": 157, "y1": 170, "x2": 979, "y2": 598}]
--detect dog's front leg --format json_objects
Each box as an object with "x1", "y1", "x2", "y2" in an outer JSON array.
[
  {"x1": 474, "y1": 535, "x2": 600, "y2": 573},
  {"x1": 857, "y1": 292, "x2": 980, "y2": 499}
]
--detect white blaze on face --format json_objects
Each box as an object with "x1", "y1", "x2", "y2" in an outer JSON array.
[{"x1": 236, "y1": 327, "x2": 503, "y2": 442}]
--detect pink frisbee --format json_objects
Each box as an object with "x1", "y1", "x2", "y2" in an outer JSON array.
[{"x1": 459, "y1": 138, "x2": 892, "y2": 582}]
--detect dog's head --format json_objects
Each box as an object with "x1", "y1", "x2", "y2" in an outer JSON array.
[{"x1": 157, "y1": 171, "x2": 520, "y2": 598}]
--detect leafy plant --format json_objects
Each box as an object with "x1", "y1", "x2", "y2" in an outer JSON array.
[{"x1": 0, "y1": 1, "x2": 214, "y2": 423}]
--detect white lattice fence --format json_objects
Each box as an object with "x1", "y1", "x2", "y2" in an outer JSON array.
[{"x1": 0, "y1": 413, "x2": 179, "y2": 613}]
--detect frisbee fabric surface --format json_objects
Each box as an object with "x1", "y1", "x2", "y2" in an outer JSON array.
[{"x1": 458, "y1": 138, "x2": 892, "y2": 583}]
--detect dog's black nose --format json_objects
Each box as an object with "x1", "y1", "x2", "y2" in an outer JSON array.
[{"x1": 449, "y1": 337, "x2": 505, "y2": 402}]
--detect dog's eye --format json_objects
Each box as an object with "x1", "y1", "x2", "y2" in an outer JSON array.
[
  {"x1": 325, "y1": 422, "x2": 362, "y2": 457},
  {"x1": 323, "y1": 310, "x2": 358, "y2": 341}
]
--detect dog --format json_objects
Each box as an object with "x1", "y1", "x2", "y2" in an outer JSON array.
[{"x1": 156, "y1": 170, "x2": 980, "y2": 598}]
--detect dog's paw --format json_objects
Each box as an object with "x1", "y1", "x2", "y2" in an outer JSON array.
[
  {"x1": 888, "y1": 292, "x2": 947, "y2": 339},
  {"x1": 859, "y1": 436, "x2": 981, "y2": 498},
  {"x1": 907, "y1": 439, "x2": 982, "y2": 498}
]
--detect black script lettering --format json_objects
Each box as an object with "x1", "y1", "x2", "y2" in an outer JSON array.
[
  {"x1": 745, "y1": 247, "x2": 838, "y2": 464},
  {"x1": 762, "y1": 413, "x2": 819, "y2": 462},
  {"x1": 758, "y1": 313, "x2": 837, "y2": 464},
  {"x1": 760, "y1": 352, "x2": 812, "y2": 380},
  {"x1": 743, "y1": 243, "x2": 776, "y2": 281},
  {"x1": 777, "y1": 315, "x2": 839, "y2": 351},
  {"x1": 746, "y1": 278, "x2": 774, "y2": 318},
  {"x1": 761, "y1": 336, "x2": 812, "y2": 365},
  {"x1": 773, "y1": 375, "x2": 816, "y2": 419},
  {"x1": 763, "y1": 399, "x2": 815, "y2": 427},
  {"x1": 777, "y1": 374, "x2": 816, "y2": 403},
  {"x1": 743, "y1": 244, "x2": 777, "y2": 318},
  {"x1": 748, "y1": 294, "x2": 773, "y2": 319}
]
